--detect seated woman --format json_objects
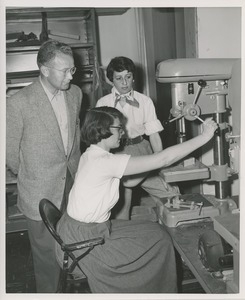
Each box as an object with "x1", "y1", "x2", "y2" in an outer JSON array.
[{"x1": 55, "y1": 106, "x2": 217, "y2": 293}]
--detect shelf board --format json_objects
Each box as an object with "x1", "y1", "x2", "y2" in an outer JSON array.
[
  {"x1": 71, "y1": 43, "x2": 94, "y2": 49},
  {"x1": 6, "y1": 79, "x2": 92, "y2": 89},
  {"x1": 6, "y1": 71, "x2": 39, "y2": 87},
  {"x1": 6, "y1": 66, "x2": 94, "y2": 81},
  {"x1": 6, "y1": 71, "x2": 93, "y2": 86},
  {"x1": 7, "y1": 82, "x2": 33, "y2": 88},
  {"x1": 6, "y1": 7, "x2": 92, "y2": 21},
  {"x1": 6, "y1": 45, "x2": 40, "y2": 53},
  {"x1": 6, "y1": 42, "x2": 94, "y2": 53},
  {"x1": 6, "y1": 218, "x2": 28, "y2": 234},
  {"x1": 7, "y1": 70, "x2": 40, "y2": 80},
  {"x1": 95, "y1": 8, "x2": 129, "y2": 16},
  {"x1": 6, "y1": 7, "x2": 129, "y2": 19}
]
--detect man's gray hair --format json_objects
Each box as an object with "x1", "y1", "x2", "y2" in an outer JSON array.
[{"x1": 37, "y1": 39, "x2": 73, "y2": 68}]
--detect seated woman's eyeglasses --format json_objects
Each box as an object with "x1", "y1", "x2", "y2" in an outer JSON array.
[{"x1": 110, "y1": 125, "x2": 124, "y2": 133}]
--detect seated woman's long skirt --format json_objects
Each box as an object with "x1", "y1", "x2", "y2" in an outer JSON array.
[{"x1": 56, "y1": 212, "x2": 177, "y2": 293}]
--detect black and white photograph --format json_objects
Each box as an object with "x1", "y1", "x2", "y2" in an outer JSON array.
[{"x1": 1, "y1": 0, "x2": 244, "y2": 299}]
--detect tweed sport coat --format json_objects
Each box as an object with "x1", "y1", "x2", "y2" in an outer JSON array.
[{"x1": 6, "y1": 79, "x2": 82, "y2": 220}]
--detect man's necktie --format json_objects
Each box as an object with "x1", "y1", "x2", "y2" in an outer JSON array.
[{"x1": 114, "y1": 92, "x2": 139, "y2": 108}]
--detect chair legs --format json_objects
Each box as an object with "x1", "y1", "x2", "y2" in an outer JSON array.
[
  {"x1": 57, "y1": 252, "x2": 69, "y2": 293},
  {"x1": 57, "y1": 252, "x2": 89, "y2": 293},
  {"x1": 56, "y1": 270, "x2": 90, "y2": 293},
  {"x1": 56, "y1": 267, "x2": 67, "y2": 293}
]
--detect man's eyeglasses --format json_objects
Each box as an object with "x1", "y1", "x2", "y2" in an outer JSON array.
[
  {"x1": 42, "y1": 64, "x2": 76, "y2": 76},
  {"x1": 110, "y1": 125, "x2": 124, "y2": 133}
]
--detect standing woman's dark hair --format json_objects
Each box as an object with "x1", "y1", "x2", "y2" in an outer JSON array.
[
  {"x1": 81, "y1": 107, "x2": 126, "y2": 146},
  {"x1": 106, "y1": 56, "x2": 136, "y2": 82}
]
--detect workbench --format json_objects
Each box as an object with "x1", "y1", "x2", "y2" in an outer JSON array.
[
  {"x1": 166, "y1": 219, "x2": 230, "y2": 293},
  {"x1": 6, "y1": 168, "x2": 28, "y2": 233}
]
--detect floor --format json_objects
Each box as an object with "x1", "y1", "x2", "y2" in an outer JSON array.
[
  {"x1": 6, "y1": 230, "x2": 36, "y2": 293},
  {"x1": 6, "y1": 230, "x2": 204, "y2": 294},
  {"x1": 6, "y1": 190, "x2": 205, "y2": 294},
  {"x1": 6, "y1": 230, "x2": 91, "y2": 293}
]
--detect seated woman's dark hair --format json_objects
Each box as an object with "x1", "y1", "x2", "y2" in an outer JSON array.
[
  {"x1": 106, "y1": 56, "x2": 136, "y2": 82},
  {"x1": 81, "y1": 106, "x2": 126, "y2": 146}
]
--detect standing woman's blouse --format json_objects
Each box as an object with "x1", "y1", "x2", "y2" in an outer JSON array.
[
  {"x1": 67, "y1": 145, "x2": 130, "y2": 223},
  {"x1": 96, "y1": 87, "x2": 163, "y2": 138}
]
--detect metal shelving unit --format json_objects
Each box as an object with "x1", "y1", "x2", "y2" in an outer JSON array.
[{"x1": 6, "y1": 7, "x2": 99, "y2": 104}]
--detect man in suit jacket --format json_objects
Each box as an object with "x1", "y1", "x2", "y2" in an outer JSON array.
[{"x1": 6, "y1": 40, "x2": 82, "y2": 293}]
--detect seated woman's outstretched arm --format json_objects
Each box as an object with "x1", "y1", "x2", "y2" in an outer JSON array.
[{"x1": 124, "y1": 119, "x2": 217, "y2": 176}]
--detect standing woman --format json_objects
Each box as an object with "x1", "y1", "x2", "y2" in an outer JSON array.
[
  {"x1": 96, "y1": 56, "x2": 179, "y2": 220},
  {"x1": 55, "y1": 106, "x2": 217, "y2": 293}
]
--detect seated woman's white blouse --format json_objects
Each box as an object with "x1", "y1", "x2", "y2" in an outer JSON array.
[{"x1": 67, "y1": 145, "x2": 130, "y2": 223}]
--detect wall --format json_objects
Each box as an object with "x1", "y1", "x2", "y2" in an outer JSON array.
[
  {"x1": 192, "y1": 7, "x2": 241, "y2": 196},
  {"x1": 151, "y1": 8, "x2": 180, "y2": 147},
  {"x1": 98, "y1": 9, "x2": 139, "y2": 68},
  {"x1": 97, "y1": 7, "x2": 178, "y2": 102},
  {"x1": 152, "y1": 7, "x2": 177, "y2": 105},
  {"x1": 197, "y1": 7, "x2": 241, "y2": 58}
]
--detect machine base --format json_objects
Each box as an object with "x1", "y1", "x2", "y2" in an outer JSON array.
[{"x1": 157, "y1": 193, "x2": 220, "y2": 227}]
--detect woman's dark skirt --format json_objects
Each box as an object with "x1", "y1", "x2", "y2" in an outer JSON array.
[{"x1": 56, "y1": 212, "x2": 177, "y2": 293}]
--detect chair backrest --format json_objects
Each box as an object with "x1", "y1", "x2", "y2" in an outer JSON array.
[{"x1": 39, "y1": 198, "x2": 63, "y2": 246}]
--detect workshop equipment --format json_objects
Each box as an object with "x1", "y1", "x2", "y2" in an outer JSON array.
[
  {"x1": 157, "y1": 193, "x2": 219, "y2": 228},
  {"x1": 156, "y1": 58, "x2": 240, "y2": 293}
]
